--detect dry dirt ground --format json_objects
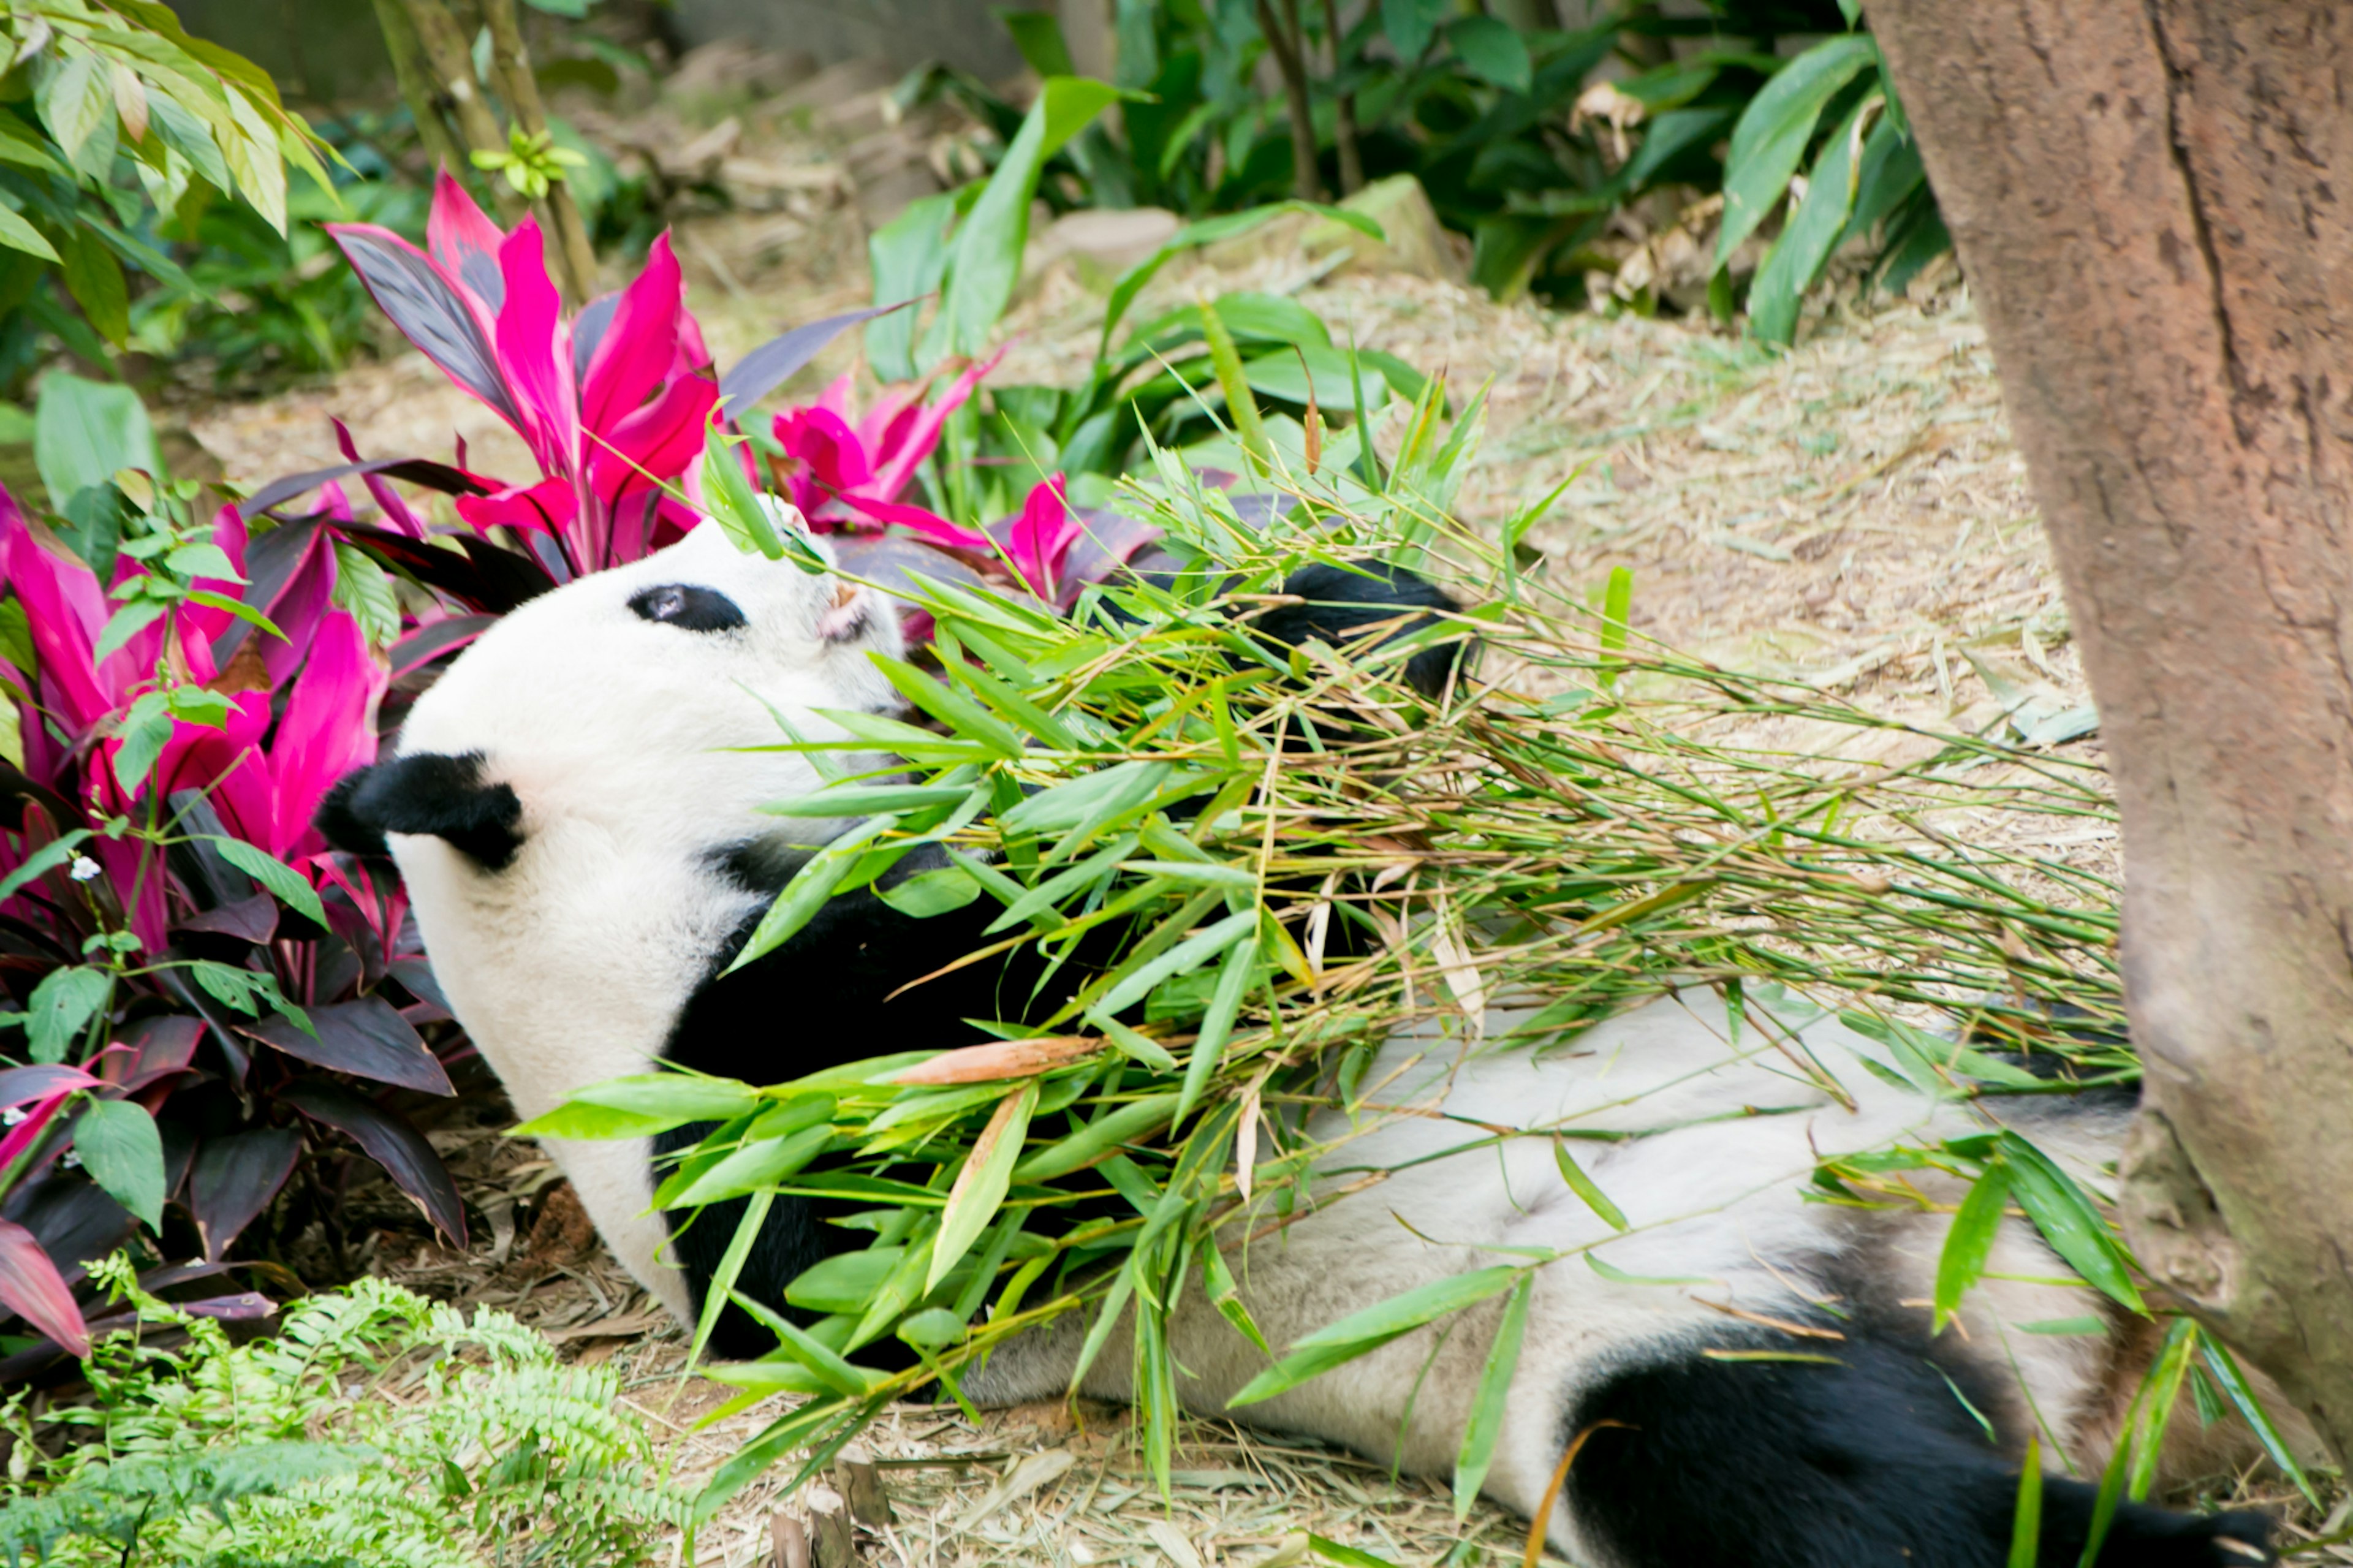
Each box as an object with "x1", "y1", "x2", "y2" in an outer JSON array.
[{"x1": 169, "y1": 67, "x2": 2353, "y2": 1568}]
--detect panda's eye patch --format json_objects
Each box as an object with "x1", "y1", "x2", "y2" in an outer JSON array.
[{"x1": 629, "y1": 584, "x2": 745, "y2": 632}]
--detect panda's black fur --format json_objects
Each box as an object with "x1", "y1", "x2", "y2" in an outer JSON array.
[{"x1": 319, "y1": 529, "x2": 2283, "y2": 1568}]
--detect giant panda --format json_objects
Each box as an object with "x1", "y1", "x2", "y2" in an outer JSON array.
[{"x1": 319, "y1": 518, "x2": 2287, "y2": 1568}]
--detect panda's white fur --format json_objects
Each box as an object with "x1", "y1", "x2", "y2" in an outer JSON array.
[
  {"x1": 388, "y1": 521, "x2": 905, "y2": 1322},
  {"x1": 330, "y1": 528, "x2": 2295, "y2": 1566}
]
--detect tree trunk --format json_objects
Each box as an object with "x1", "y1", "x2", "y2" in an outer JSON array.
[
  {"x1": 370, "y1": 0, "x2": 464, "y2": 181},
  {"x1": 1869, "y1": 2, "x2": 2353, "y2": 1461},
  {"x1": 1257, "y1": 0, "x2": 1324, "y2": 202},
  {"x1": 480, "y1": 0, "x2": 601, "y2": 305},
  {"x1": 399, "y1": 0, "x2": 525, "y2": 226},
  {"x1": 1319, "y1": 0, "x2": 1363, "y2": 197}
]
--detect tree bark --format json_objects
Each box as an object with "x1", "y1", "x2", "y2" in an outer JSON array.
[
  {"x1": 480, "y1": 0, "x2": 601, "y2": 305},
  {"x1": 399, "y1": 0, "x2": 525, "y2": 226},
  {"x1": 1257, "y1": 0, "x2": 1325, "y2": 202},
  {"x1": 370, "y1": 0, "x2": 464, "y2": 181},
  {"x1": 1869, "y1": 1, "x2": 2353, "y2": 1461},
  {"x1": 1319, "y1": 0, "x2": 1363, "y2": 197}
]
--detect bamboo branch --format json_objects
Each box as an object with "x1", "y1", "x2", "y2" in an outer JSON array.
[
  {"x1": 480, "y1": 0, "x2": 599, "y2": 305},
  {"x1": 1256, "y1": 0, "x2": 1324, "y2": 202},
  {"x1": 396, "y1": 0, "x2": 524, "y2": 224}
]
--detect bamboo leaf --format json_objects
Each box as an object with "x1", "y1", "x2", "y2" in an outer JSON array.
[
  {"x1": 1230, "y1": 1266, "x2": 1523, "y2": 1407},
  {"x1": 926, "y1": 1080, "x2": 1037, "y2": 1292},
  {"x1": 1552, "y1": 1138, "x2": 1627, "y2": 1232},
  {"x1": 1995, "y1": 1132, "x2": 2144, "y2": 1314},
  {"x1": 1933, "y1": 1162, "x2": 2009, "y2": 1332},
  {"x1": 2007, "y1": 1433, "x2": 2042, "y2": 1568},
  {"x1": 1452, "y1": 1271, "x2": 1532, "y2": 1517}
]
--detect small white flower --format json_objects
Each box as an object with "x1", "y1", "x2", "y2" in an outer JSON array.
[
  {"x1": 1, "y1": 1108, "x2": 23, "y2": 1127},
  {"x1": 68, "y1": 856, "x2": 100, "y2": 883},
  {"x1": 58, "y1": 1151, "x2": 80, "y2": 1170}
]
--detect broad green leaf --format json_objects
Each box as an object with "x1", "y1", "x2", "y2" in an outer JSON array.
[
  {"x1": 73, "y1": 1097, "x2": 163, "y2": 1229},
  {"x1": 1453, "y1": 1271, "x2": 1532, "y2": 1517},
  {"x1": 1174, "y1": 933, "x2": 1254, "y2": 1123},
  {"x1": 37, "y1": 51, "x2": 113, "y2": 176},
  {"x1": 2076, "y1": 1402, "x2": 2132, "y2": 1568},
  {"x1": 0, "y1": 203, "x2": 56, "y2": 263},
  {"x1": 1749, "y1": 94, "x2": 1874, "y2": 345},
  {"x1": 1382, "y1": 0, "x2": 1449, "y2": 62},
  {"x1": 512, "y1": 1102, "x2": 683, "y2": 1140},
  {"x1": 873, "y1": 656, "x2": 1025, "y2": 758},
  {"x1": 700, "y1": 436, "x2": 792, "y2": 562},
  {"x1": 57, "y1": 225, "x2": 127, "y2": 347},
  {"x1": 1229, "y1": 1265, "x2": 1524, "y2": 1406},
  {"x1": 1097, "y1": 202, "x2": 1382, "y2": 357},
  {"x1": 2124, "y1": 1319, "x2": 2196, "y2": 1502},
  {"x1": 1996, "y1": 1131, "x2": 2144, "y2": 1313},
  {"x1": 1000, "y1": 760, "x2": 1172, "y2": 837},
  {"x1": 866, "y1": 189, "x2": 961, "y2": 384},
  {"x1": 926, "y1": 1080, "x2": 1037, "y2": 1291},
  {"x1": 35, "y1": 372, "x2": 159, "y2": 512},
  {"x1": 1715, "y1": 34, "x2": 1880, "y2": 270},
  {"x1": 1197, "y1": 297, "x2": 1270, "y2": 475},
  {"x1": 1552, "y1": 1138, "x2": 1628, "y2": 1231},
  {"x1": 1934, "y1": 1162, "x2": 2009, "y2": 1331},
  {"x1": 208, "y1": 836, "x2": 326, "y2": 928},
  {"x1": 331, "y1": 541, "x2": 399, "y2": 646},
  {"x1": 1446, "y1": 16, "x2": 1531, "y2": 93},
  {"x1": 2197, "y1": 1330, "x2": 2321, "y2": 1508},
  {"x1": 724, "y1": 1290, "x2": 880, "y2": 1398},
  {"x1": 1012, "y1": 1091, "x2": 1179, "y2": 1182},
  {"x1": 0, "y1": 830, "x2": 91, "y2": 907},
  {"x1": 998, "y1": 8, "x2": 1075, "y2": 77},
  {"x1": 933, "y1": 77, "x2": 1125, "y2": 360},
  {"x1": 665, "y1": 1123, "x2": 834, "y2": 1208},
  {"x1": 1199, "y1": 1236, "x2": 1271, "y2": 1357},
  {"x1": 27, "y1": 966, "x2": 110, "y2": 1064}
]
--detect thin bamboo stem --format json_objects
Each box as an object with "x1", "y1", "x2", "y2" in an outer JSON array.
[{"x1": 1256, "y1": 0, "x2": 1324, "y2": 202}]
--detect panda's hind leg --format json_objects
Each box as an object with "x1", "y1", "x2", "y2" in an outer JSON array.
[{"x1": 1560, "y1": 1333, "x2": 2274, "y2": 1568}]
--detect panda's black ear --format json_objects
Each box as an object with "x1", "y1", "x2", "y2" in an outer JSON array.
[{"x1": 314, "y1": 753, "x2": 524, "y2": 871}]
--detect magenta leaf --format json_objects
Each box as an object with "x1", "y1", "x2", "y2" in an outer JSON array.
[
  {"x1": 0, "y1": 1217, "x2": 88, "y2": 1357},
  {"x1": 390, "y1": 614, "x2": 495, "y2": 679},
  {"x1": 188, "y1": 1126, "x2": 302, "y2": 1262},
  {"x1": 280, "y1": 1082, "x2": 467, "y2": 1247},
  {"x1": 454, "y1": 474, "x2": 580, "y2": 539},
  {"x1": 491, "y1": 219, "x2": 582, "y2": 480},
  {"x1": 0, "y1": 1065, "x2": 97, "y2": 1109},
  {"x1": 100, "y1": 1017, "x2": 203, "y2": 1092},
  {"x1": 828, "y1": 533, "x2": 991, "y2": 597},
  {"x1": 426, "y1": 169, "x2": 507, "y2": 312},
  {"x1": 328, "y1": 224, "x2": 521, "y2": 434},
  {"x1": 716, "y1": 301, "x2": 913, "y2": 423},
  {"x1": 241, "y1": 996, "x2": 454, "y2": 1095},
  {"x1": 266, "y1": 613, "x2": 387, "y2": 860},
  {"x1": 581, "y1": 232, "x2": 687, "y2": 436}
]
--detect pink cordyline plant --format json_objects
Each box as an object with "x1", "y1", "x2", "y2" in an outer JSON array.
[
  {"x1": 329, "y1": 174, "x2": 717, "y2": 574},
  {"x1": 0, "y1": 490, "x2": 388, "y2": 950}
]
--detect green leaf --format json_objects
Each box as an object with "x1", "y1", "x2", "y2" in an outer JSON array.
[
  {"x1": 36, "y1": 51, "x2": 113, "y2": 176},
  {"x1": 996, "y1": 7, "x2": 1075, "y2": 77},
  {"x1": 1097, "y1": 202, "x2": 1381, "y2": 358},
  {"x1": 1199, "y1": 295, "x2": 1270, "y2": 475},
  {"x1": 569, "y1": 1075, "x2": 762, "y2": 1124},
  {"x1": 1995, "y1": 1132, "x2": 2144, "y2": 1313},
  {"x1": 1552, "y1": 1138, "x2": 1628, "y2": 1231},
  {"x1": 0, "y1": 203, "x2": 56, "y2": 263},
  {"x1": 207, "y1": 837, "x2": 327, "y2": 928},
  {"x1": 1453, "y1": 1270, "x2": 1532, "y2": 1516},
  {"x1": 666, "y1": 1123, "x2": 834, "y2": 1208},
  {"x1": 57, "y1": 224, "x2": 127, "y2": 347},
  {"x1": 1934, "y1": 1162, "x2": 2009, "y2": 1332},
  {"x1": 926, "y1": 1080, "x2": 1037, "y2": 1292},
  {"x1": 933, "y1": 77, "x2": 1125, "y2": 360},
  {"x1": 91, "y1": 599, "x2": 167, "y2": 665},
  {"x1": 866, "y1": 191, "x2": 961, "y2": 384},
  {"x1": 35, "y1": 372, "x2": 159, "y2": 512},
  {"x1": 73, "y1": 1097, "x2": 164, "y2": 1229},
  {"x1": 0, "y1": 830, "x2": 91, "y2": 907},
  {"x1": 1382, "y1": 0, "x2": 1448, "y2": 62},
  {"x1": 700, "y1": 436, "x2": 794, "y2": 562},
  {"x1": 762, "y1": 784, "x2": 977, "y2": 819},
  {"x1": 1446, "y1": 16, "x2": 1531, "y2": 94},
  {"x1": 511, "y1": 1102, "x2": 673, "y2": 1140},
  {"x1": 26, "y1": 965, "x2": 109, "y2": 1064},
  {"x1": 1308, "y1": 1539, "x2": 1402, "y2": 1568},
  {"x1": 1000, "y1": 760, "x2": 1172, "y2": 838},
  {"x1": 1199, "y1": 1235, "x2": 1271, "y2": 1357},
  {"x1": 1230, "y1": 1266, "x2": 1525, "y2": 1406},
  {"x1": 2008, "y1": 1433, "x2": 2043, "y2": 1568},
  {"x1": 786, "y1": 1246, "x2": 907, "y2": 1316},
  {"x1": 330, "y1": 542, "x2": 398, "y2": 646},
  {"x1": 1715, "y1": 34, "x2": 1881, "y2": 270},
  {"x1": 1749, "y1": 94, "x2": 1875, "y2": 345},
  {"x1": 1175, "y1": 931, "x2": 1254, "y2": 1123},
  {"x1": 876, "y1": 864, "x2": 985, "y2": 918},
  {"x1": 2197, "y1": 1331, "x2": 2320, "y2": 1509},
  {"x1": 1097, "y1": 909, "x2": 1256, "y2": 1017},
  {"x1": 691, "y1": 1189, "x2": 775, "y2": 1364},
  {"x1": 728, "y1": 817, "x2": 892, "y2": 970},
  {"x1": 872, "y1": 656, "x2": 1025, "y2": 759},
  {"x1": 1585, "y1": 1252, "x2": 1716, "y2": 1288}
]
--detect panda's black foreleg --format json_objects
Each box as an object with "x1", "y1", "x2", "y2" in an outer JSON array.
[
  {"x1": 649, "y1": 1121, "x2": 841, "y2": 1361},
  {"x1": 1563, "y1": 1335, "x2": 2273, "y2": 1568}
]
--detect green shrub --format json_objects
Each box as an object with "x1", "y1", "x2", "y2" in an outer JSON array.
[{"x1": 0, "y1": 1259, "x2": 688, "y2": 1568}]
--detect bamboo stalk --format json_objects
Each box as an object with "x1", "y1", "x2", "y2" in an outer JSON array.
[
  {"x1": 480, "y1": 0, "x2": 599, "y2": 305},
  {"x1": 396, "y1": 0, "x2": 525, "y2": 225},
  {"x1": 1256, "y1": 0, "x2": 1324, "y2": 202}
]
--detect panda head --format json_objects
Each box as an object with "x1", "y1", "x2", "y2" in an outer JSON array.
[{"x1": 318, "y1": 517, "x2": 905, "y2": 878}]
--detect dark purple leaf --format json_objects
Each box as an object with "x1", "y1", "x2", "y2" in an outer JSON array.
[
  {"x1": 238, "y1": 458, "x2": 490, "y2": 523},
  {"x1": 173, "y1": 892, "x2": 279, "y2": 945},
  {"x1": 208, "y1": 517, "x2": 328, "y2": 666},
  {"x1": 829, "y1": 532, "x2": 991, "y2": 597},
  {"x1": 241, "y1": 997, "x2": 455, "y2": 1096},
  {"x1": 1229, "y1": 492, "x2": 1295, "y2": 530},
  {"x1": 281, "y1": 1082, "x2": 467, "y2": 1247},
  {"x1": 1056, "y1": 506, "x2": 1165, "y2": 608},
  {"x1": 330, "y1": 227, "x2": 522, "y2": 434},
  {"x1": 102, "y1": 1016, "x2": 203, "y2": 1093},
  {"x1": 189, "y1": 1127, "x2": 301, "y2": 1262},
  {"x1": 387, "y1": 957, "x2": 450, "y2": 1016},
  {"x1": 152, "y1": 964, "x2": 251, "y2": 1083},
  {"x1": 341, "y1": 526, "x2": 553, "y2": 613},
  {"x1": 0, "y1": 1217, "x2": 87, "y2": 1356},
  {"x1": 4, "y1": 1176, "x2": 131, "y2": 1285},
  {"x1": 0, "y1": 1065, "x2": 97, "y2": 1110},
  {"x1": 390, "y1": 615, "x2": 496, "y2": 679},
  {"x1": 717, "y1": 301, "x2": 914, "y2": 423}
]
